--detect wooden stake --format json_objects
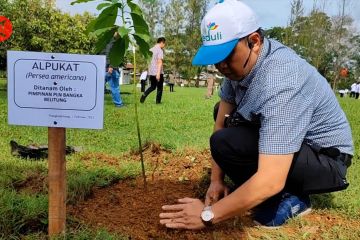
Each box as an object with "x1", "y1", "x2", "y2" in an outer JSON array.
[{"x1": 48, "y1": 127, "x2": 66, "y2": 236}]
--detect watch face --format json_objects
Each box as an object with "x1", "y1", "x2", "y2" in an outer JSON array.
[{"x1": 201, "y1": 210, "x2": 214, "y2": 221}]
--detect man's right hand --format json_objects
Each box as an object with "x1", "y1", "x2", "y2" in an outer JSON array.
[{"x1": 205, "y1": 181, "x2": 229, "y2": 206}]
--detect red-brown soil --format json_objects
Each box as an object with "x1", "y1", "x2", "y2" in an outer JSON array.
[
  {"x1": 68, "y1": 145, "x2": 254, "y2": 239},
  {"x1": 67, "y1": 144, "x2": 360, "y2": 239}
]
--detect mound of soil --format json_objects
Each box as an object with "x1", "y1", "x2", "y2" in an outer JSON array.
[
  {"x1": 68, "y1": 145, "x2": 253, "y2": 239},
  {"x1": 68, "y1": 144, "x2": 359, "y2": 239}
]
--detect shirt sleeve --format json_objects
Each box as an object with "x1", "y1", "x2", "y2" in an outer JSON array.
[
  {"x1": 219, "y1": 78, "x2": 236, "y2": 104},
  {"x1": 258, "y1": 78, "x2": 314, "y2": 155},
  {"x1": 157, "y1": 49, "x2": 164, "y2": 60}
]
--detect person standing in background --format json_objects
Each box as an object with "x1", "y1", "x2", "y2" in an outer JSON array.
[
  {"x1": 205, "y1": 66, "x2": 216, "y2": 99},
  {"x1": 350, "y1": 82, "x2": 357, "y2": 98},
  {"x1": 355, "y1": 81, "x2": 360, "y2": 99},
  {"x1": 105, "y1": 65, "x2": 124, "y2": 108},
  {"x1": 140, "y1": 37, "x2": 166, "y2": 104},
  {"x1": 168, "y1": 73, "x2": 175, "y2": 92},
  {"x1": 140, "y1": 69, "x2": 148, "y2": 92}
]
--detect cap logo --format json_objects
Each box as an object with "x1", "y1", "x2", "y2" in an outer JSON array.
[
  {"x1": 202, "y1": 22, "x2": 222, "y2": 43},
  {"x1": 207, "y1": 22, "x2": 218, "y2": 31}
]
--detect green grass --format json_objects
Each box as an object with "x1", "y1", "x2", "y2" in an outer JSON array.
[
  {"x1": 21, "y1": 227, "x2": 128, "y2": 240},
  {"x1": 0, "y1": 78, "x2": 359, "y2": 239},
  {"x1": 0, "y1": 79, "x2": 218, "y2": 238}
]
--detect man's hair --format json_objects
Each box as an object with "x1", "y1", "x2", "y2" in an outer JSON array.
[
  {"x1": 157, "y1": 37, "x2": 166, "y2": 43},
  {"x1": 242, "y1": 28, "x2": 265, "y2": 44},
  {"x1": 256, "y1": 28, "x2": 265, "y2": 42}
]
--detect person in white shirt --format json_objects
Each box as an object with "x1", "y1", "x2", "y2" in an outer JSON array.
[
  {"x1": 355, "y1": 82, "x2": 360, "y2": 99},
  {"x1": 350, "y1": 82, "x2": 357, "y2": 98},
  {"x1": 140, "y1": 70, "x2": 148, "y2": 92}
]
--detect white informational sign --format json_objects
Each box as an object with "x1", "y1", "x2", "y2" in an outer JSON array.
[{"x1": 7, "y1": 51, "x2": 106, "y2": 129}]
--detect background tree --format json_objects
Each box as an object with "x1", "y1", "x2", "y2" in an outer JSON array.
[
  {"x1": 139, "y1": 0, "x2": 164, "y2": 39},
  {"x1": 289, "y1": 0, "x2": 304, "y2": 26},
  {"x1": 330, "y1": 0, "x2": 353, "y2": 90},
  {"x1": 0, "y1": 0, "x2": 96, "y2": 71},
  {"x1": 162, "y1": 0, "x2": 186, "y2": 83},
  {"x1": 349, "y1": 35, "x2": 360, "y2": 82},
  {"x1": 266, "y1": 0, "x2": 356, "y2": 90},
  {"x1": 183, "y1": 0, "x2": 209, "y2": 86}
]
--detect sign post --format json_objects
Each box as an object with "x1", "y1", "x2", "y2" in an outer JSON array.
[
  {"x1": 7, "y1": 51, "x2": 105, "y2": 236},
  {"x1": 48, "y1": 127, "x2": 66, "y2": 235}
]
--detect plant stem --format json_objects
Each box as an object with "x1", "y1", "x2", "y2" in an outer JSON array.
[
  {"x1": 121, "y1": 0, "x2": 125, "y2": 26},
  {"x1": 132, "y1": 46, "x2": 147, "y2": 190}
]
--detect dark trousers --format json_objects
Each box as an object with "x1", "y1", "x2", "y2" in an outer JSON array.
[
  {"x1": 168, "y1": 83, "x2": 174, "y2": 92},
  {"x1": 143, "y1": 75, "x2": 164, "y2": 103},
  {"x1": 140, "y1": 80, "x2": 147, "y2": 92},
  {"x1": 211, "y1": 105, "x2": 350, "y2": 195}
]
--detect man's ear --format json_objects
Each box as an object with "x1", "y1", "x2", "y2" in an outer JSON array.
[{"x1": 248, "y1": 33, "x2": 261, "y2": 52}]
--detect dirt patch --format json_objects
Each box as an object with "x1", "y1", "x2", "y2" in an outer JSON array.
[
  {"x1": 68, "y1": 146, "x2": 359, "y2": 239},
  {"x1": 68, "y1": 147, "x2": 254, "y2": 239},
  {"x1": 14, "y1": 170, "x2": 46, "y2": 194},
  {"x1": 79, "y1": 152, "x2": 121, "y2": 167}
]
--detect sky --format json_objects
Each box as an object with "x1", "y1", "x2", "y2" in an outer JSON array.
[{"x1": 56, "y1": 0, "x2": 360, "y2": 30}]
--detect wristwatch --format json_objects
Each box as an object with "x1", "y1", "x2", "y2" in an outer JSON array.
[{"x1": 201, "y1": 206, "x2": 214, "y2": 226}]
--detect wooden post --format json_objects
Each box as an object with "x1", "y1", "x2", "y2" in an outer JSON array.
[{"x1": 48, "y1": 127, "x2": 66, "y2": 236}]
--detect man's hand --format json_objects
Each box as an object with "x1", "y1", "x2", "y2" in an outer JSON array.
[
  {"x1": 156, "y1": 73, "x2": 160, "y2": 81},
  {"x1": 205, "y1": 181, "x2": 229, "y2": 206},
  {"x1": 159, "y1": 198, "x2": 205, "y2": 230}
]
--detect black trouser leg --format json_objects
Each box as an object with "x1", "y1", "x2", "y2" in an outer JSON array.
[
  {"x1": 210, "y1": 126, "x2": 349, "y2": 195},
  {"x1": 143, "y1": 76, "x2": 157, "y2": 99},
  {"x1": 210, "y1": 127, "x2": 260, "y2": 187},
  {"x1": 141, "y1": 80, "x2": 146, "y2": 92},
  {"x1": 156, "y1": 74, "x2": 164, "y2": 103}
]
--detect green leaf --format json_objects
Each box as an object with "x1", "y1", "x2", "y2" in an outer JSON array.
[
  {"x1": 133, "y1": 34, "x2": 151, "y2": 60},
  {"x1": 85, "y1": 18, "x2": 96, "y2": 34},
  {"x1": 142, "y1": 0, "x2": 156, "y2": 3},
  {"x1": 109, "y1": 36, "x2": 129, "y2": 66},
  {"x1": 117, "y1": 26, "x2": 131, "y2": 38},
  {"x1": 127, "y1": 0, "x2": 142, "y2": 15},
  {"x1": 134, "y1": 32, "x2": 150, "y2": 43},
  {"x1": 130, "y1": 13, "x2": 150, "y2": 36},
  {"x1": 94, "y1": 26, "x2": 116, "y2": 36},
  {"x1": 96, "y1": 2, "x2": 112, "y2": 11},
  {"x1": 70, "y1": 0, "x2": 96, "y2": 5},
  {"x1": 93, "y1": 4, "x2": 118, "y2": 31},
  {"x1": 95, "y1": 28, "x2": 116, "y2": 53}
]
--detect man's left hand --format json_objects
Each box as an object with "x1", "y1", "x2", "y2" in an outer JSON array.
[{"x1": 159, "y1": 198, "x2": 206, "y2": 230}]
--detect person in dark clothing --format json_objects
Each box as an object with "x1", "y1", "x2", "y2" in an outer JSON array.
[{"x1": 140, "y1": 37, "x2": 166, "y2": 104}]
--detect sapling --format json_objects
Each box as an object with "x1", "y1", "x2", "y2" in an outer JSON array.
[{"x1": 71, "y1": 0, "x2": 154, "y2": 189}]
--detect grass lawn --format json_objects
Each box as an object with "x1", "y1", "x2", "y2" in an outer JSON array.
[{"x1": 0, "y1": 78, "x2": 359, "y2": 239}]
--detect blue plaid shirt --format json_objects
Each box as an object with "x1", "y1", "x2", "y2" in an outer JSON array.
[{"x1": 219, "y1": 38, "x2": 354, "y2": 155}]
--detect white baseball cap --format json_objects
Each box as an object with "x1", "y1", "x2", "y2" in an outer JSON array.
[{"x1": 192, "y1": 0, "x2": 260, "y2": 66}]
